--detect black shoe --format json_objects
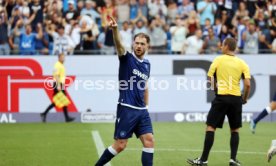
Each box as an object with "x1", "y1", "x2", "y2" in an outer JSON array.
[
  {"x1": 40, "y1": 113, "x2": 46, "y2": 123},
  {"x1": 187, "y1": 157, "x2": 208, "y2": 166},
  {"x1": 229, "y1": 159, "x2": 241, "y2": 166},
  {"x1": 65, "y1": 117, "x2": 75, "y2": 122}
]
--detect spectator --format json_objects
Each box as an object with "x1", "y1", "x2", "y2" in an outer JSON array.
[
  {"x1": 184, "y1": 29, "x2": 203, "y2": 55},
  {"x1": 137, "y1": 0, "x2": 148, "y2": 18},
  {"x1": 202, "y1": 18, "x2": 212, "y2": 39},
  {"x1": 148, "y1": 16, "x2": 167, "y2": 54},
  {"x1": 97, "y1": 27, "x2": 106, "y2": 54},
  {"x1": 242, "y1": 21, "x2": 260, "y2": 54},
  {"x1": 63, "y1": 0, "x2": 79, "y2": 23},
  {"x1": 0, "y1": 6, "x2": 10, "y2": 55},
  {"x1": 234, "y1": 16, "x2": 249, "y2": 53},
  {"x1": 221, "y1": 10, "x2": 234, "y2": 34},
  {"x1": 47, "y1": 25, "x2": 74, "y2": 55},
  {"x1": 167, "y1": 0, "x2": 178, "y2": 25},
  {"x1": 203, "y1": 27, "x2": 221, "y2": 54},
  {"x1": 103, "y1": 28, "x2": 116, "y2": 55},
  {"x1": 116, "y1": 0, "x2": 130, "y2": 26},
  {"x1": 81, "y1": 0, "x2": 100, "y2": 22},
  {"x1": 148, "y1": 0, "x2": 167, "y2": 21},
  {"x1": 170, "y1": 16, "x2": 188, "y2": 54},
  {"x1": 219, "y1": 25, "x2": 233, "y2": 43},
  {"x1": 76, "y1": 0, "x2": 84, "y2": 13},
  {"x1": 129, "y1": 0, "x2": 138, "y2": 20},
  {"x1": 177, "y1": 0, "x2": 194, "y2": 19},
  {"x1": 75, "y1": 20, "x2": 98, "y2": 55},
  {"x1": 197, "y1": 0, "x2": 217, "y2": 27},
  {"x1": 46, "y1": 0, "x2": 62, "y2": 18},
  {"x1": 6, "y1": 0, "x2": 16, "y2": 19},
  {"x1": 29, "y1": 0, "x2": 44, "y2": 29},
  {"x1": 133, "y1": 10, "x2": 148, "y2": 35},
  {"x1": 120, "y1": 21, "x2": 133, "y2": 52},
  {"x1": 35, "y1": 24, "x2": 49, "y2": 55},
  {"x1": 234, "y1": 1, "x2": 249, "y2": 18},
  {"x1": 246, "y1": 0, "x2": 258, "y2": 17},
  {"x1": 213, "y1": 17, "x2": 222, "y2": 38},
  {"x1": 9, "y1": 19, "x2": 25, "y2": 55},
  {"x1": 254, "y1": 7, "x2": 271, "y2": 53},
  {"x1": 187, "y1": 10, "x2": 200, "y2": 36},
  {"x1": 14, "y1": 23, "x2": 43, "y2": 55},
  {"x1": 9, "y1": 6, "x2": 21, "y2": 29},
  {"x1": 267, "y1": 0, "x2": 276, "y2": 19}
]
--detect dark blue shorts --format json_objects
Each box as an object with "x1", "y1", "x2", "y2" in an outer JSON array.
[
  {"x1": 114, "y1": 104, "x2": 153, "y2": 139},
  {"x1": 273, "y1": 92, "x2": 276, "y2": 101}
]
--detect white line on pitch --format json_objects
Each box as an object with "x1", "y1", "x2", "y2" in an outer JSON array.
[
  {"x1": 92, "y1": 130, "x2": 112, "y2": 166},
  {"x1": 125, "y1": 148, "x2": 266, "y2": 155}
]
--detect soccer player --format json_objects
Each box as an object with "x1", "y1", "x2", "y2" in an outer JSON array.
[
  {"x1": 40, "y1": 53, "x2": 75, "y2": 123},
  {"x1": 94, "y1": 16, "x2": 154, "y2": 166},
  {"x1": 268, "y1": 140, "x2": 276, "y2": 162},
  {"x1": 187, "y1": 38, "x2": 251, "y2": 166},
  {"x1": 250, "y1": 94, "x2": 276, "y2": 134}
]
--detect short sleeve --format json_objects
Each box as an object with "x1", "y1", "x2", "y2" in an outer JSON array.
[
  {"x1": 207, "y1": 57, "x2": 219, "y2": 77},
  {"x1": 118, "y1": 51, "x2": 130, "y2": 61},
  {"x1": 53, "y1": 63, "x2": 60, "y2": 77}
]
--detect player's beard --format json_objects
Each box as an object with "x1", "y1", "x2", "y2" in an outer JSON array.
[{"x1": 134, "y1": 49, "x2": 145, "y2": 58}]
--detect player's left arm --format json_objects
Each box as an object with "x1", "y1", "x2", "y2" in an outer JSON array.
[
  {"x1": 107, "y1": 15, "x2": 126, "y2": 57},
  {"x1": 242, "y1": 62, "x2": 251, "y2": 104},
  {"x1": 144, "y1": 82, "x2": 149, "y2": 107}
]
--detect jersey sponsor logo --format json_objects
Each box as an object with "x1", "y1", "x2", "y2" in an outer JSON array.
[{"x1": 132, "y1": 69, "x2": 148, "y2": 80}]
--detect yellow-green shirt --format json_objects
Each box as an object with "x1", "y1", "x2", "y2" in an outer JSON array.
[
  {"x1": 53, "y1": 61, "x2": 66, "y2": 84},
  {"x1": 207, "y1": 55, "x2": 251, "y2": 96}
]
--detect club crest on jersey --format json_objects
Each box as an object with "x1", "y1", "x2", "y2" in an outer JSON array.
[
  {"x1": 120, "y1": 131, "x2": 126, "y2": 137},
  {"x1": 132, "y1": 69, "x2": 148, "y2": 80}
]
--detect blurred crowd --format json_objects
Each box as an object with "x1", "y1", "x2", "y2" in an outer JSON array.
[{"x1": 0, "y1": 0, "x2": 275, "y2": 55}]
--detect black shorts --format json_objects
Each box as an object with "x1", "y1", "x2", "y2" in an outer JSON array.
[
  {"x1": 53, "y1": 82, "x2": 66, "y2": 95},
  {"x1": 206, "y1": 95, "x2": 242, "y2": 129}
]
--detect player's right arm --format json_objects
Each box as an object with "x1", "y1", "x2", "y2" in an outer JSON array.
[
  {"x1": 207, "y1": 57, "x2": 219, "y2": 91},
  {"x1": 107, "y1": 15, "x2": 125, "y2": 57}
]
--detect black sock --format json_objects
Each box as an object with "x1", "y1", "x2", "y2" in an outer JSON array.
[
  {"x1": 142, "y1": 148, "x2": 154, "y2": 166},
  {"x1": 200, "y1": 131, "x2": 214, "y2": 161},
  {"x1": 230, "y1": 132, "x2": 239, "y2": 160},
  {"x1": 254, "y1": 108, "x2": 269, "y2": 124},
  {"x1": 43, "y1": 103, "x2": 55, "y2": 115},
  {"x1": 95, "y1": 147, "x2": 117, "y2": 166},
  {"x1": 63, "y1": 106, "x2": 69, "y2": 120}
]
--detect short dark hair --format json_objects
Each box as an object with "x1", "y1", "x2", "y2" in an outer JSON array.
[
  {"x1": 57, "y1": 25, "x2": 65, "y2": 30},
  {"x1": 224, "y1": 37, "x2": 237, "y2": 51},
  {"x1": 134, "y1": 33, "x2": 150, "y2": 44}
]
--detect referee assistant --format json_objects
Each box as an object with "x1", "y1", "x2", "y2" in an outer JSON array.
[
  {"x1": 187, "y1": 37, "x2": 251, "y2": 166},
  {"x1": 41, "y1": 53, "x2": 75, "y2": 123}
]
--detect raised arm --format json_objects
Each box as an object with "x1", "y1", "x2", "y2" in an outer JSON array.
[{"x1": 107, "y1": 15, "x2": 125, "y2": 57}]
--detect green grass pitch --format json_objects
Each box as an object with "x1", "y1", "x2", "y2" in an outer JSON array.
[{"x1": 0, "y1": 122, "x2": 275, "y2": 166}]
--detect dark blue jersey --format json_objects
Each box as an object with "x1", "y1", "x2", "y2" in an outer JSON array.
[{"x1": 118, "y1": 51, "x2": 150, "y2": 109}]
